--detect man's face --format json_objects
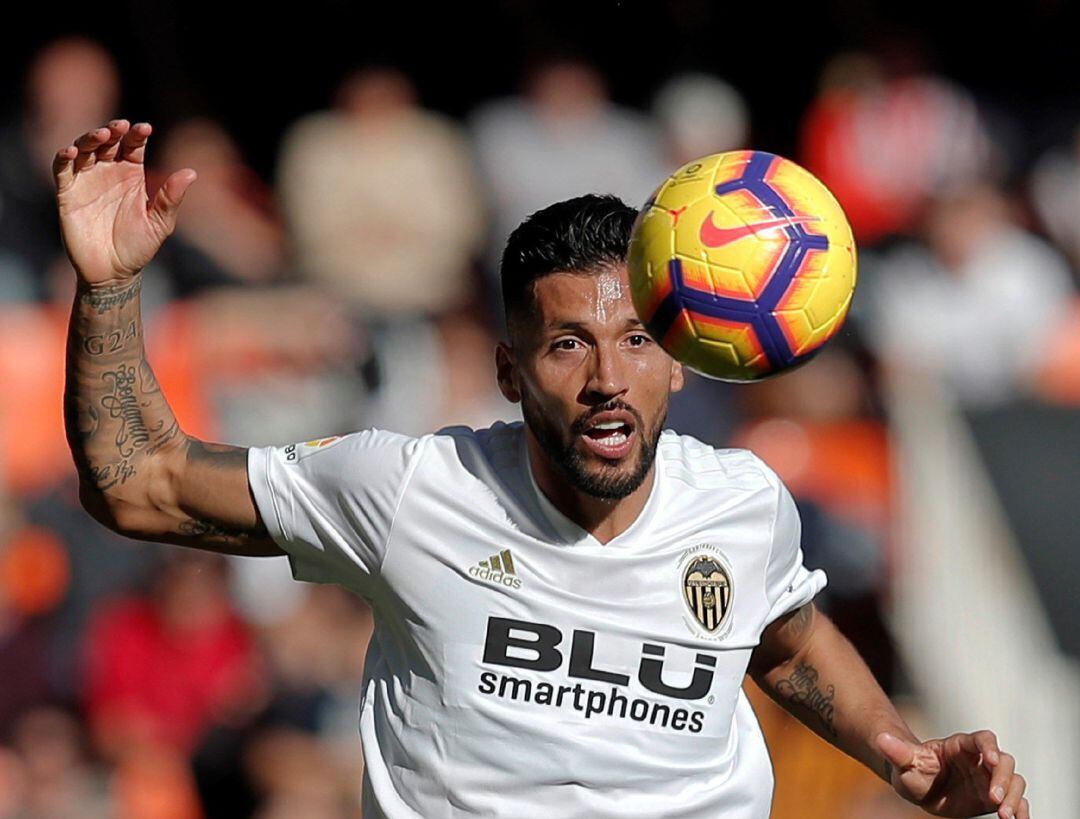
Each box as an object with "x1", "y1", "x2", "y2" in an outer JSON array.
[{"x1": 496, "y1": 263, "x2": 684, "y2": 499}]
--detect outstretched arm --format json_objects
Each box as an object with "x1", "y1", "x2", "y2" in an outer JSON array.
[
  {"x1": 57, "y1": 119, "x2": 281, "y2": 557},
  {"x1": 748, "y1": 602, "x2": 1029, "y2": 819}
]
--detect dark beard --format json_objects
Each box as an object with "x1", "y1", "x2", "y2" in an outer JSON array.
[{"x1": 522, "y1": 394, "x2": 665, "y2": 500}]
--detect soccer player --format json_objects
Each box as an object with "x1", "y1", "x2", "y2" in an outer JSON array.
[{"x1": 55, "y1": 119, "x2": 1030, "y2": 818}]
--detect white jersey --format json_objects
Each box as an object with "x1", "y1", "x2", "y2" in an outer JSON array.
[{"x1": 247, "y1": 420, "x2": 826, "y2": 818}]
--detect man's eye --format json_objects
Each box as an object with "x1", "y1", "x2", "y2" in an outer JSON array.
[
  {"x1": 554, "y1": 339, "x2": 581, "y2": 351},
  {"x1": 628, "y1": 333, "x2": 652, "y2": 346}
]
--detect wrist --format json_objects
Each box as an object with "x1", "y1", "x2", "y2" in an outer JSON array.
[
  {"x1": 76, "y1": 273, "x2": 142, "y2": 292},
  {"x1": 75, "y1": 276, "x2": 143, "y2": 315}
]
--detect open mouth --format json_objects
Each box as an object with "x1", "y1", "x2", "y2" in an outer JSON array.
[{"x1": 578, "y1": 412, "x2": 636, "y2": 460}]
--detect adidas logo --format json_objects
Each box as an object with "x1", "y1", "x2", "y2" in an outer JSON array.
[{"x1": 469, "y1": 549, "x2": 522, "y2": 589}]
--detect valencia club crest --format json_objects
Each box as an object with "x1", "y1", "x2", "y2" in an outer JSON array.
[{"x1": 681, "y1": 551, "x2": 733, "y2": 634}]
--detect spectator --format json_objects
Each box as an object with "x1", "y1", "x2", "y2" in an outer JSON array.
[
  {"x1": 800, "y1": 52, "x2": 995, "y2": 246},
  {"x1": 866, "y1": 182, "x2": 1077, "y2": 406},
  {"x1": 81, "y1": 552, "x2": 265, "y2": 759},
  {"x1": 361, "y1": 295, "x2": 521, "y2": 436},
  {"x1": 469, "y1": 55, "x2": 668, "y2": 280},
  {"x1": 652, "y1": 72, "x2": 750, "y2": 166},
  {"x1": 7, "y1": 706, "x2": 112, "y2": 818},
  {"x1": 0, "y1": 37, "x2": 240, "y2": 306},
  {"x1": 277, "y1": 66, "x2": 486, "y2": 318},
  {"x1": 22, "y1": 482, "x2": 157, "y2": 703},
  {"x1": 155, "y1": 117, "x2": 288, "y2": 285}
]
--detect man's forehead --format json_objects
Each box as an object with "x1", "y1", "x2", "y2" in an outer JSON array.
[{"x1": 532, "y1": 266, "x2": 641, "y2": 327}]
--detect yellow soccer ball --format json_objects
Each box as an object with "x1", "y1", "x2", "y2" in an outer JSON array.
[{"x1": 628, "y1": 150, "x2": 857, "y2": 382}]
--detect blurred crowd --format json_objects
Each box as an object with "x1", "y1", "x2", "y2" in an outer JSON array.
[{"x1": 0, "y1": 33, "x2": 1077, "y2": 819}]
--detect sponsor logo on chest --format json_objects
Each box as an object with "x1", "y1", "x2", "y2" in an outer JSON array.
[
  {"x1": 462, "y1": 542, "x2": 741, "y2": 732},
  {"x1": 478, "y1": 616, "x2": 713, "y2": 733}
]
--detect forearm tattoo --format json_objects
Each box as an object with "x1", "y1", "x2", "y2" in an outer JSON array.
[
  {"x1": 775, "y1": 661, "x2": 839, "y2": 738},
  {"x1": 64, "y1": 277, "x2": 182, "y2": 492},
  {"x1": 64, "y1": 277, "x2": 272, "y2": 553}
]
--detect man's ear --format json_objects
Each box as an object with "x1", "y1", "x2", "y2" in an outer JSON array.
[
  {"x1": 670, "y1": 359, "x2": 685, "y2": 394},
  {"x1": 495, "y1": 342, "x2": 521, "y2": 403}
]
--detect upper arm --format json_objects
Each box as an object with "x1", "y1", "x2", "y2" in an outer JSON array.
[
  {"x1": 747, "y1": 601, "x2": 818, "y2": 679},
  {"x1": 95, "y1": 435, "x2": 284, "y2": 557}
]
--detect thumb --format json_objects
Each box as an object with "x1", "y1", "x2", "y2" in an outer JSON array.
[
  {"x1": 149, "y1": 168, "x2": 197, "y2": 235},
  {"x1": 875, "y1": 732, "x2": 917, "y2": 770}
]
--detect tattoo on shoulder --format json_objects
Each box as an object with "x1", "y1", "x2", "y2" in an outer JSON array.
[{"x1": 775, "y1": 661, "x2": 838, "y2": 738}]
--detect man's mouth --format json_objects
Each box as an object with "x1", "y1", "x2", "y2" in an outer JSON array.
[{"x1": 577, "y1": 410, "x2": 637, "y2": 460}]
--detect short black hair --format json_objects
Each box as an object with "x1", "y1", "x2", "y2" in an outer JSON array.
[{"x1": 499, "y1": 193, "x2": 639, "y2": 339}]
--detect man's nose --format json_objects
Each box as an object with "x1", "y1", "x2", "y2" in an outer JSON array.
[{"x1": 582, "y1": 342, "x2": 629, "y2": 402}]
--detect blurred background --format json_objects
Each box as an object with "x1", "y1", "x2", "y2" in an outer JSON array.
[{"x1": 1, "y1": 2, "x2": 1078, "y2": 816}]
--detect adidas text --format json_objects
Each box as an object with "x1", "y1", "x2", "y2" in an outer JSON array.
[{"x1": 469, "y1": 565, "x2": 522, "y2": 589}]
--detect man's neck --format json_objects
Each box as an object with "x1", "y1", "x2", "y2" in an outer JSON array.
[{"x1": 524, "y1": 427, "x2": 655, "y2": 545}]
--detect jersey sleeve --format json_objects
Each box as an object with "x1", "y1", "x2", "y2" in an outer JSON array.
[
  {"x1": 761, "y1": 464, "x2": 828, "y2": 628},
  {"x1": 246, "y1": 429, "x2": 424, "y2": 588}
]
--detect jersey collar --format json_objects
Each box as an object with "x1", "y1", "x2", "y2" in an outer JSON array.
[{"x1": 517, "y1": 424, "x2": 664, "y2": 549}]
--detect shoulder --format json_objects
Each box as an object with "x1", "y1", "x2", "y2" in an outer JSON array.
[
  {"x1": 426, "y1": 420, "x2": 522, "y2": 461},
  {"x1": 657, "y1": 429, "x2": 777, "y2": 493},
  {"x1": 389, "y1": 421, "x2": 524, "y2": 503},
  {"x1": 294, "y1": 427, "x2": 421, "y2": 459},
  {"x1": 259, "y1": 429, "x2": 427, "y2": 486},
  {"x1": 303, "y1": 421, "x2": 521, "y2": 474}
]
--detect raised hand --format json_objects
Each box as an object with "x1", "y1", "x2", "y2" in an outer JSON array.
[
  {"x1": 52, "y1": 119, "x2": 197, "y2": 287},
  {"x1": 876, "y1": 730, "x2": 1029, "y2": 818}
]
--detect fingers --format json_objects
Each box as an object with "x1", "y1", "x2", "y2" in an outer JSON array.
[
  {"x1": 960, "y1": 730, "x2": 1016, "y2": 811},
  {"x1": 988, "y1": 751, "x2": 1015, "y2": 805},
  {"x1": 973, "y1": 730, "x2": 1002, "y2": 767},
  {"x1": 72, "y1": 126, "x2": 111, "y2": 172},
  {"x1": 147, "y1": 167, "x2": 198, "y2": 236},
  {"x1": 948, "y1": 731, "x2": 983, "y2": 757},
  {"x1": 96, "y1": 119, "x2": 131, "y2": 162},
  {"x1": 52, "y1": 145, "x2": 77, "y2": 191},
  {"x1": 1016, "y1": 796, "x2": 1031, "y2": 819},
  {"x1": 54, "y1": 119, "x2": 143, "y2": 189},
  {"x1": 119, "y1": 121, "x2": 152, "y2": 165},
  {"x1": 997, "y1": 773, "x2": 1027, "y2": 819}
]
